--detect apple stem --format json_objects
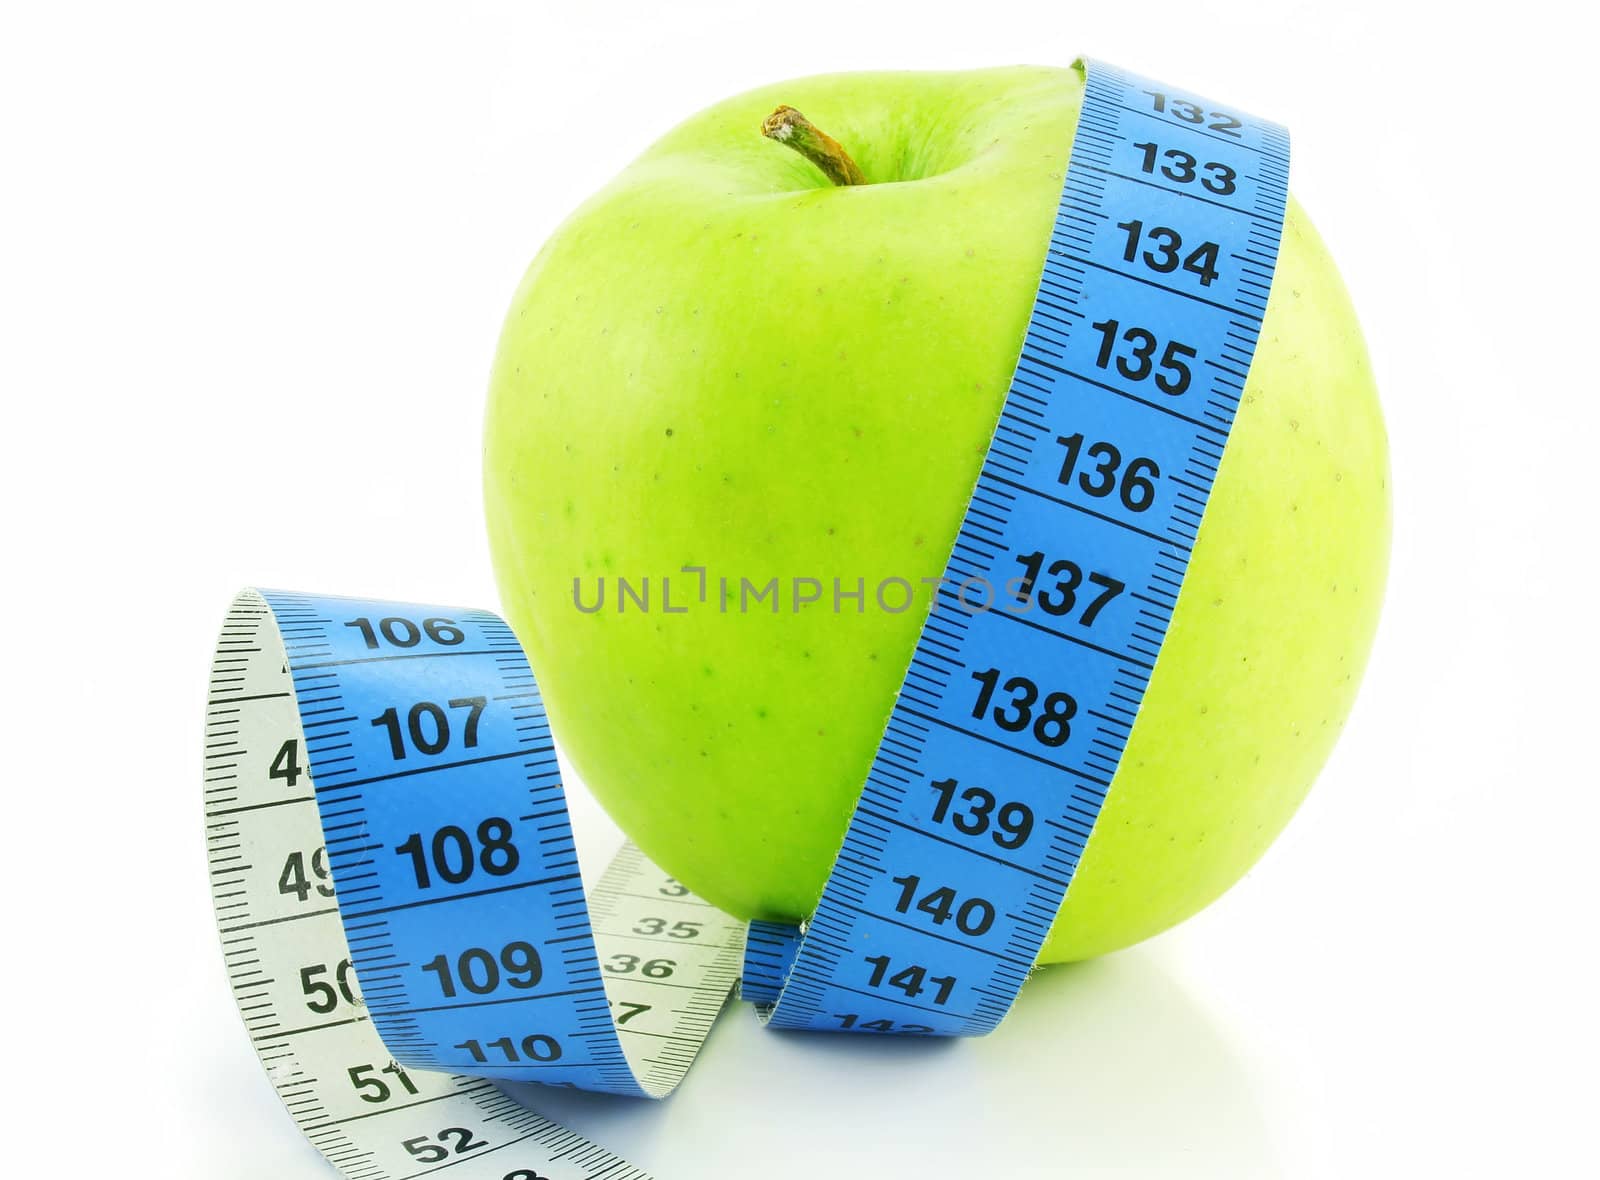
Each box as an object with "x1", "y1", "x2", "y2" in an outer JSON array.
[{"x1": 761, "y1": 106, "x2": 867, "y2": 187}]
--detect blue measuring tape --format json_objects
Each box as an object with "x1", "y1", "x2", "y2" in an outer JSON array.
[{"x1": 206, "y1": 59, "x2": 1289, "y2": 1177}]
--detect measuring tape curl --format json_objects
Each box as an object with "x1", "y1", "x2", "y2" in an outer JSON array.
[{"x1": 205, "y1": 58, "x2": 1289, "y2": 1178}]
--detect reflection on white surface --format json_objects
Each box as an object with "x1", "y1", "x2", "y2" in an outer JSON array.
[{"x1": 508, "y1": 946, "x2": 1279, "y2": 1178}]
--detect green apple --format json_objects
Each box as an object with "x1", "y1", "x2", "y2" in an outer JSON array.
[{"x1": 483, "y1": 64, "x2": 1389, "y2": 963}]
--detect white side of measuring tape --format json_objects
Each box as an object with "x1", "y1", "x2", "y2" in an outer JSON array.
[{"x1": 205, "y1": 58, "x2": 1289, "y2": 1178}]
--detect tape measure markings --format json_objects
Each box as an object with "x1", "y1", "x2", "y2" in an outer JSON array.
[
  {"x1": 207, "y1": 591, "x2": 664, "y2": 1179},
  {"x1": 754, "y1": 59, "x2": 1287, "y2": 1035}
]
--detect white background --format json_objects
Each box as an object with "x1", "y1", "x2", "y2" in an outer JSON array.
[{"x1": 2, "y1": 2, "x2": 1595, "y2": 1176}]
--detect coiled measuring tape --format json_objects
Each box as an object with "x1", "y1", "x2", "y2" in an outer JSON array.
[{"x1": 205, "y1": 58, "x2": 1289, "y2": 1177}]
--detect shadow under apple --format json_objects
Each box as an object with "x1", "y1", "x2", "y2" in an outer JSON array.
[{"x1": 502, "y1": 944, "x2": 1280, "y2": 1178}]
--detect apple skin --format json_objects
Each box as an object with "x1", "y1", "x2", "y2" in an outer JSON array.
[{"x1": 484, "y1": 65, "x2": 1390, "y2": 963}]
